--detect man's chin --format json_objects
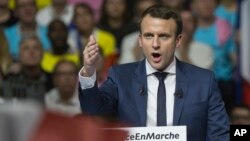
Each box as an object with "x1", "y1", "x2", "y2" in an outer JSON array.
[{"x1": 149, "y1": 62, "x2": 165, "y2": 71}]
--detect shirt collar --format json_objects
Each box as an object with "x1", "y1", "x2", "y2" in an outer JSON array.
[{"x1": 145, "y1": 57, "x2": 176, "y2": 76}]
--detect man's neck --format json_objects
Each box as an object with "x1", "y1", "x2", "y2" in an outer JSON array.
[{"x1": 145, "y1": 57, "x2": 176, "y2": 75}]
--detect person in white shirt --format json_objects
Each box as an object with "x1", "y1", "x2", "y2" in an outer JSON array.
[
  {"x1": 36, "y1": 0, "x2": 73, "y2": 26},
  {"x1": 45, "y1": 60, "x2": 81, "y2": 116}
]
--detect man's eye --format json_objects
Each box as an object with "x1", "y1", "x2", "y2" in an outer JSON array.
[
  {"x1": 159, "y1": 35, "x2": 169, "y2": 40},
  {"x1": 143, "y1": 34, "x2": 153, "y2": 39}
]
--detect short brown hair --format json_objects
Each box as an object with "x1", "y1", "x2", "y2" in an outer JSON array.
[{"x1": 139, "y1": 5, "x2": 183, "y2": 37}]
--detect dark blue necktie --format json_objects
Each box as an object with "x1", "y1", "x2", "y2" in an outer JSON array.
[{"x1": 154, "y1": 72, "x2": 167, "y2": 126}]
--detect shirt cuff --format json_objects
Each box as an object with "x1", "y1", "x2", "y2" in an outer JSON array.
[{"x1": 78, "y1": 67, "x2": 96, "y2": 90}]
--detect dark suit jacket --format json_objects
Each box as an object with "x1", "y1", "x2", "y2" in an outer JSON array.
[{"x1": 79, "y1": 59, "x2": 230, "y2": 141}]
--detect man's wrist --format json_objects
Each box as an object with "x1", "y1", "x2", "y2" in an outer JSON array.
[{"x1": 81, "y1": 67, "x2": 95, "y2": 77}]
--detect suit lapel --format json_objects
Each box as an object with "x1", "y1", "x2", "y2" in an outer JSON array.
[
  {"x1": 173, "y1": 59, "x2": 189, "y2": 125},
  {"x1": 132, "y1": 60, "x2": 148, "y2": 126}
]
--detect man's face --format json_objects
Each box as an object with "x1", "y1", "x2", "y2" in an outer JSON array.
[
  {"x1": 139, "y1": 15, "x2": 181, "y2": 71},
  {"x1": 20, "y1": 38, "x2": 43, "y2": 66},
  {"x1": 16, "y1": 0, "x2": 37, "y2": 23}
]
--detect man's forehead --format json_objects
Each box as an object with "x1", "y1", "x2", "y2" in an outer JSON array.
[
  {"x1": 141, "y1": 15, "x2": 176, "y2": 24},
  {"x1": 141, "y1": 16, "x2": 176, "y2": 29}
]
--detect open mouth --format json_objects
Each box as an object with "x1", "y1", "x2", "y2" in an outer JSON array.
[{"x1": 152, "y1": 52, "x2": 162, "y2": 63}]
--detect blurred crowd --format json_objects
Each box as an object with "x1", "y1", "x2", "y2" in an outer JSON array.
[{"x1": 0, "y1": 0, "x2": 250, "y2": 126}]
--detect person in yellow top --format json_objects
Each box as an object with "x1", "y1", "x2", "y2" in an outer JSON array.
[
  {"x1": 68, "y1": 3, "x2": 117, "y2": 78},
  {"x1": 9, "y1": 0, "x2": 51, "y2": 10},
  {"x1": 41, "y1": 19, "x2": 80, "y2": 73},
  {"x1": 42, "y1": 52, "x2": 79, "y2": 73},
  {"x1": 68, "y1": 2, "x2": 117, "y2": 60}
]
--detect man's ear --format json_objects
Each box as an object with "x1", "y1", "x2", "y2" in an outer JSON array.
[{"x1": 175, "y1": 34, "x2": 182, "y2": 48}]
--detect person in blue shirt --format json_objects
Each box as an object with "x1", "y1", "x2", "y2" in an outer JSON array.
[
  {"x1": 192, "y1": 0, "x2": 237, "y2": 113},
  {"x1": 4, "y1": 0, "x2": 50, "y2": 60}
]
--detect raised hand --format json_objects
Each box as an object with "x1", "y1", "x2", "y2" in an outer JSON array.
[{"x1": 82, "y1": 35, "x2": 99, "y2": 77}]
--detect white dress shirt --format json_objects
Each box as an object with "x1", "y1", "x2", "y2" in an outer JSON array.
[
  {"x1": 79, "y1": 58, "x2": 176, "y2": 126},
  {"x1": 145, "y1": 58, "x2": 176, "y2": 126}
]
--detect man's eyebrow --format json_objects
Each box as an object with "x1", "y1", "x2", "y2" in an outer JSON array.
[
  {"x1": 159, "y1": 33, "x2": 171, "y2": 36},
  {"x1": 143, "y1": 32, "x2": 153, "y2": 35}
]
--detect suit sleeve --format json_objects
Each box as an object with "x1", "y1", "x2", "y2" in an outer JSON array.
[
  {"x1": 78, "y1": 67, "x2": 118, "y2": 116},
  {"x1": 207, "y1": 73, "x2": 230, "y2": 141}
]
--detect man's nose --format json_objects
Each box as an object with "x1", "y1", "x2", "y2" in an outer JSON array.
[{"x1": 152, "y1": 36, "x2": 160, "y2": 49}]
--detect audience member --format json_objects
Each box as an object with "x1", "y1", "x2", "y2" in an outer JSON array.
[
  {"x1": 2, "y1": 35, "x2": 53, "y2": 104},
  {"x1": 132, "y1": 0, "x2": 158, "y2": 24},
  {"x1": 45, "y1": 60, "x2": 81, "y2": 116},
  {"x1": 0, "y1": 27, "x2": 12, "y2": 77},
  {"x1": 8, "y1": 0, "x2": 51, "y2": 9},
  {"x1": 0, "y1": 101, "x2": 43, "y2": 141},
  {"x1": 69, "y1": 3, "x2": 116, "y2": 59},
  {"x1": 36, "y1": 0, "x2": 74, "y2": 26},
  {"x1": 98, "y1": 0, "x2": 137, "y2": 53},
  {"x1": 4, "y1": 0, "x2": 50, "y2": 60},
  {"x1": 36, "y1": 0, "x2": 51, "y2": 9},
  {"x1": 41, "y1": 19, "x2": 80, "y2": 73},
  {"x1": 176, "y1": 8, "x2": 214, "y2": 69},
  {"x1": 230, "y1": 104, "x2": 250, "y2": 125},
  {"x1": 215, "y1": 0, "x2": 237, "y2": 28},
  {"x1": 161, "y1": 0, "x2": 184, "y2": 11},
  {"x1": 191, "y1": 0, "x2": 237, "y2": 113},
  {"x1": 69, "y1": 3, "x2": 117, "y2": 77},
  {"x1": 68, "y1": 0, "x2": 104, "y2": 21},
  {"x1": 0, "y1": 0, "x2": 18, "y2": 28}
]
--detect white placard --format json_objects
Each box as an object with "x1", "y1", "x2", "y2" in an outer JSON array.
[{"x1": 107, "y1": 126, "x2": 187, "y2": 141}]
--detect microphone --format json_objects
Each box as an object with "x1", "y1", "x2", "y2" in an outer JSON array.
[
  {"x1": 139, "y1": 86, "x2": 145, "y2": 96},
  {"x1": 174, "y1": 89, "x2": 183, "y2": 98}
]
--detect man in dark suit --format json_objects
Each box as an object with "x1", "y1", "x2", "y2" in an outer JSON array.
[{"x1": 78, "y1": 5, "x2": 229, "y2": 141}]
